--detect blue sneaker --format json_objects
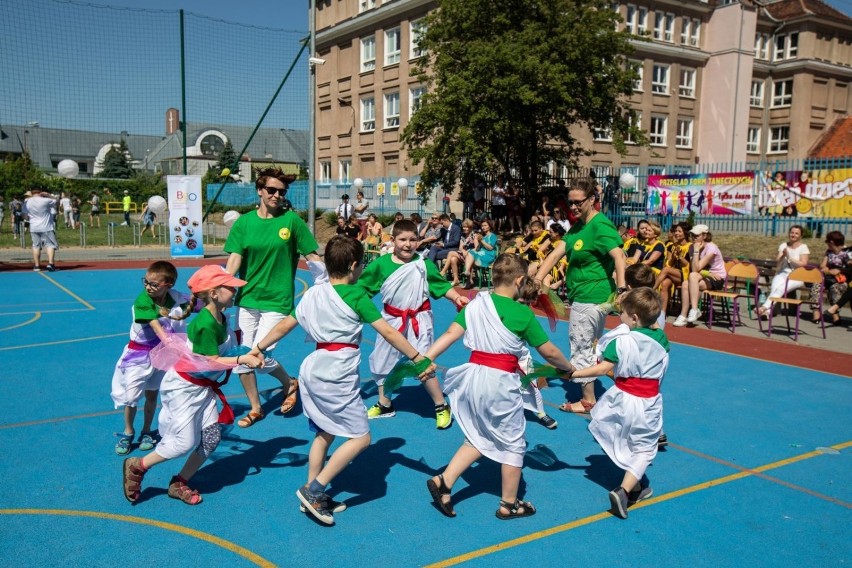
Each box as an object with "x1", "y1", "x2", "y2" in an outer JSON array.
[
  {"x1": 115, "y1": 433, "x2": 133, "y2": 455},
  {"x1": 138, "y1": 431, "x2": 160, "y2": 451}
]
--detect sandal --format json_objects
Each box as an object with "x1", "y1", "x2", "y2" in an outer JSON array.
[
  {"x1": 168, "y1": 476, "x2": 203, "y2": 505},
  {"x1": 115, "y1": 433, "x2": 133, "y2": 455},
  {"x1": 495, "y1": 499, "x2": 536, "y2": 520},
  {"x1": 280, "y1": 380, "x2": 299, "y2": 414},
  {"x1": 558, "y1": 400, "x2": 595, "y2": 414},
  {"x1": 237, "y1": 410, "x2": 264, "y2": 428},
  {"x1": 826, "y1": 311, "x2": 841, "y2": 325},
  {"x1": 122, "y1": 457, "x2": 146, "y2": 503},
  {"x1": 426, "y1": 474, "x2": 456, "y2": 517}
]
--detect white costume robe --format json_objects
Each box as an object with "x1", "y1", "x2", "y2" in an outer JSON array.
[
  {"x1": 589, "y1": 328, "x2": 668, "y2": 479},
  {"x1": 296, "y1": 283, "x2": 369, "y2": 438},
  {"x1": 369, "y1": 260, "x2": 434, "y2": 382},
  {"x1": 444, "y1": 292, "x2": 528, "y2": 467}
]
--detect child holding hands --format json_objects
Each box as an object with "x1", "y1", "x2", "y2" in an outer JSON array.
[
  {"x1": 422, "y1": 254, "x2": 573, "y2": 520},
  {"x1": 248, "y1": 236, "x2": 435, "y2": 526},
  {"x1": 122, "y1": 265, "x2": 262, "y2": 505},
  {"x1": 570, "y1": 287, "x2": 670, "y2": 519}
]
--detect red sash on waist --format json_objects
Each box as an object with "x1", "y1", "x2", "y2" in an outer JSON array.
[
  {"x1": 469, "y1": 351, "x2": 521, "y2": 374},
  {"x1": 177, "y1": 370, "x2": 234, "y2": 425},
  {"x1": 615, "y1": 376, "x2": 660, "y2": 398},
  {"x1": 128, "y1": 340, "x2": 156, "y2": 351},
  {"x1": 316, "y1": 342, "x2": 358, "y2": 351},
  {"x1": 384, "y1": 299, "x2": 431, "y2": 338}
]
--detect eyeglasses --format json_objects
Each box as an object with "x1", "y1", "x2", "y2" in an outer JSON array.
[
  {"x1": 566, "y1": 196, "x2": 592, "y2": 207},
  {"x1": 141, "y1": 278, "x2": 165, "y2": 290},
  {"x1": 553, "y1": 209, "x2": 560, "y2": 213},
  {"x1": 262, "y1": 185, "x2": 287, "y2": 195}
]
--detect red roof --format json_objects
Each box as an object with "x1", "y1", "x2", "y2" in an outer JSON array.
[
  {"x1": 760, "y1": 0, "x2": 851, "y2": 22},
  {"x1": 809, "y1": 116, "x2": 852, "y2": 158}
]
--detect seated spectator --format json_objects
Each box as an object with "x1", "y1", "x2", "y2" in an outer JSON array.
[
  {"x1": 654, "y1": 222, "x2": 692, "y2": 314},
  {"x1": 418, "y1": 212, "x2": 442, "y2": 253},
  {"x1": 815, "y1": 231, "x2": 852, "y2": 324},
  {"x1": 462, "y1": 218, "x2": 499, "y2": 289},
  {"x1": 546, "y1": 206, "x2": 571, "y2": 232},
  {"x1": 673, "y1": 225, "x2": 726, "y2": 327},
  {"x1": 628, "y1": 219, "x2": 665, "y2": 273},
  {"x1": 756, "y1": 225, "x2": 810, "y2": 319},
  {"x1": 426, "y1": 214, "x2": 460, "y2": 264},
  {"x1": 364, "y1": 213, "x2": 383, "y2": 247},
  {"x1": 442, "y1": 219, "x2": 475, "y2": 285}
]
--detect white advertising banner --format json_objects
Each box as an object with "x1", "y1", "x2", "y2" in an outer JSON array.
[{"x1": 167, "y1": 176, "x2": 204, "y2": 259}]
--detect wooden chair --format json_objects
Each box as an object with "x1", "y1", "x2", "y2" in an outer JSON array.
[
  {"x1": 759, "y1": 266, "x2": 826, "y2": 341},
  {"x1": 702, "y1": 261, "x2": 760, "y2": 333}
]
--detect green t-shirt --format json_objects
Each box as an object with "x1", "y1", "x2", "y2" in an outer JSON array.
[
  {"x1": 224, "y1": 209, "x2": 319, "y2": 314},
  {"x1": 132, "y1": 290, "x2": 176, "y2": 324},
  {"x1": 122, "y1": 195, "x2": 131, "y2": 212},
  {"x1": 189, "y1": 308, "x2": 226, "y2": 356},
  {"x1": 358, "y1": 254, "x2": 452, "y2": 299},
  {"x1": 561, "y1": 213, "x2": 622, "y2": 304},
  {"x1": 332, "y1": 284, "x2": 382, "y2": 323},
  {"x1": 602, "y1": 327, "x2": 670, "y2": 364},
  {"x1": 454, "y1": 294, "x2": 549, "y2": 347}
]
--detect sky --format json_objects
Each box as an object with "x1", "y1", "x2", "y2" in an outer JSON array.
[{"x1": 96, "y1": 0, "x2": 308, "y2": 30}]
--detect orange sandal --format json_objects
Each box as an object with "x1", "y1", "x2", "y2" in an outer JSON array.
[
  {"x1": 280, "y1": 380, "x2": 299, "y2": 414},
  {"x1": 168, "y1": 476, "x2": 203, "y2": 505},
  {"x1": 558, "y1": 400, "x2": 595, "y2": 414},
  {"x1": 237, "y1": 410, "x2": 264, "y2": 428}
]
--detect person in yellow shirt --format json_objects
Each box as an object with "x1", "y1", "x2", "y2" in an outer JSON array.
[{"x1": 121, "y1": 191, "x2": 132, "y2": 226}]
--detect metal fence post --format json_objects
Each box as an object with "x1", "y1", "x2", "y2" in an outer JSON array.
[
  {"x1": 79, "y1": 222, "x2": 86, "y2": 248},
  {"x1": 108, "y1": 222, "x2": 115, "y2": 247}
]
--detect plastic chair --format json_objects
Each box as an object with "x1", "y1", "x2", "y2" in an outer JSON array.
[
  {"x1": 703, "y1": 261, "x2": 760, "y2": 333},
  {"x1": 759, "y1": 266, "x2": 826, "y2": 341}
]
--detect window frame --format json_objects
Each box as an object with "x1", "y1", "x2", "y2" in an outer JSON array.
[
  {"x1": 750, "y1": 80, "x2": 764, "y2": 107},
  {"x1": 746, "y1": 126, "x2": 761, "y2": 154},
  {"x1": 409, "y1": 19, "x2": 426, "y2": 59},
  {"x1": 360, "y1": 35, "x2": 376, "y2": 72},
  {"x1": 319, "y1": 160, "x2": 331, "y2": 184},
  {"x1": 679, "y1": 67, "x2": 696, "y2": 98},
  {"x1": 768, "y1": 125, "x2": 790, "y2": 154},
  {"x1": 338, "y1": 159, "x2": 351, "y2": 184},
  {"x1": 384, "y1": 91, "x2": 400, "y2": 129},
  {"x1": 675, "y1": 117, "x2": 693, "y2": 148},
  {"x1": 629, "y1": 60, "x2": 644, "y2": 92},
  {"x1": 384, "y1": 27, "x2": 401, "y2": 66},
  {"x1": 359, "y1": 0, "x2": 376, "y2": 13},
  {"x1": 649, "y1": 114, "x2": 668, "y2": 146},
  {"x1": 771, "y1": 79, "x2": 793, "y2": 107},
  {"x1": 409, "y1": 85, "x2": 426, "y2": 117},
  {"x1": 651, "y1": 63, "x2": 670, "y2": 95},
  {"x1": 654, "y1": 11, "x2": 675, "y2": 42},
  {"x1": 361, "y1": 97, "x2": 376, "y2": 132},
  {"x1": 625, "y1": 112, "x2": 641, "y2": 144}
]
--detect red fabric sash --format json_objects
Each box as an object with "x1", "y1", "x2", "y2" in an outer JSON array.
[
  {"x1": 316, "y1": 342, "x2": 358, "y2": 351},
  {"x1": 615, "y1": 376, "x2": 660, "y2": 398},
  {"x1": 177, "y1": 370, "x2": 234, "y2": 425},
  {"x1": 127, "y1": 340, "x2": 156, "y2": 351},
  {"x1": 384, "y1": 299, "x2": 431, "y2": 338},
  {"x1": 469, "y1": 351, "x2": 521, "y2": 374}
]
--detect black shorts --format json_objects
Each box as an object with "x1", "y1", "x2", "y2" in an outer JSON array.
[{"x1": 704, "y1": 275, "x2": 725, "y2": 291}]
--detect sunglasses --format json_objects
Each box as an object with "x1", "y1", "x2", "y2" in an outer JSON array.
[
  {"x1": 566, "y1": 196, "x2": 592, "y2": 207},
  {"x1": 141, "y1": 278, "x2": 166, "y2": 290},
  {"x1": 262, "y1": 185, "x2": 287, "y2": 195}
]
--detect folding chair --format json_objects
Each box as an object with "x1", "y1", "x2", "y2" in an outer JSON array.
[
  {"x1": 703, "y1": 261, "x2": 760, "y2": 333},
  {"x1": 759, "y1": 266, "x2": 826, "y2": 341}
]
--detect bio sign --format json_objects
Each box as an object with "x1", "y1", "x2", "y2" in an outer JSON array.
[{"x1": 167, "y1": 176, "x2": 204, "y2": 258}]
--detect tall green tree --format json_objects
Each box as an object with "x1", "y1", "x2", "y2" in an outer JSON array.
[
  {"x1": 403, "y1": 0, "x2": 645, "y2": 199},
  {"x1": 98, "y1": 139, "x2": 135, "y2": 179}
]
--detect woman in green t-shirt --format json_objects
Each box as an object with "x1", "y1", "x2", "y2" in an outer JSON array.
[{"x1": 533, "y1": 179, "x2": 626, "y2": 414}]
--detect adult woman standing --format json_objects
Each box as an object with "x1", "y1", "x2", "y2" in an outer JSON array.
[
  {"x1": 653, "y1": 222, "x2": 691, "y2": 313},
  {"x1": 672, "y1": 225, "x2": 727, "y2": 326},
  {"x1": 756, "y1": 225, "x2": 810, "y2": 319},
  {"x1": 534, "y1": 180, "x2": 626, "y2": 413},
  {"x1": 354, "y1": 191, "x2": 370, "y2": 240}
]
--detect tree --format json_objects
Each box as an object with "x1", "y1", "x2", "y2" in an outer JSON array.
[
  {"x1": 98, "y1": 139, "x2": 135, "y2": 179},
  {"x1": 0, "y1": 152, "x2": 45, "y2": 200},
  {"x1": 402, "y1": 0, "x2": 645, "y2": 200}
]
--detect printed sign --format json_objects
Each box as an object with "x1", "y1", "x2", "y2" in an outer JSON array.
[
  {"x1": 756, "y1": 168, "x2": 852, "y2": 218},
  {"x1": 167, "y1": 176, "x2": 204, "y2": 259},
  {"x1": 647, "y1": 172, "x2": 755, "y2": 216},
  {"x1": 376, "y1": 182, "x2": 385, "y2": 196}
]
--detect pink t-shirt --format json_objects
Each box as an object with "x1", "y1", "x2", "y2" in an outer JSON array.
[{"x1": 698, "y1": 242, "x2": 726, "y2": 279}]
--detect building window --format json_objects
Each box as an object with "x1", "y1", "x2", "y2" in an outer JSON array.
[
  {"x1": 769, "y1": 126, "x2": 790, "y2": 153},
  {"x1": 339, "y1": 160, "x2": 351, "y2": 184},
  {"x1": 319, "y1": 160, "x2": 331, "y2": 183},
  {"x1": 361, "y1": 36, "x2": 376, "y2": 72},
  {"x1": 676, "y1": 118, "x2": 693, "y2": 148},
  {"x1": 747, "y1": 126, "x2": 761, "y2": 154},
  {"x1": 385, "y1": 28, "x2": 401, "y2": 65},
  {"x1": 359, "y1": 0, "x2": 376, "y2": 13},
  {"x1": 593, "y1": 127, "x2": 612, "y2": 141},
  {"x1": 361, "y1": 97, "x2": 375, "y2": 132},
  {"x1": 410, "y1": 19, "x2": 426, "y2": 59},
  {"x1": 750, "y1": 80, "x2": 764, "y2": 107},
  {"x1": 652, "y1": 64, "x2": 670, "y2": 94},
  {"x1": 654, "y1": 12, "x2": 674, "y2": 42},
  {"x1": 681, "y1": 17, "x2": 700, "y2": 46},
  {"x1": 384, "y1": 91, "x2": 400, "y2": 128},
  {"x1": 679, "y1": 67, "x2": 696, "y2": 98},
  {"x1": 774, "y1": 32, "x2": 799, "y2": 61},
  {"x1": 625, "y1": 112, "x2": 641, "y2": 144},
  {"x1": 648, "y1": 165, "x2": 666, "y2": 176},
  {"x1": 771, "y1": 79, "x2": 793, "y2": 107},
  {"x1": 629, "y1": 60, "x2": 644, "y2": 91},
  {"x1": 754, "y1": 33, "x2": 770, "y2": 60},
  {"x1": 410, "y1": 85, "x2": 426, "y2": 117},
  {"x1": 650, "y1": 115, "x2": 668, "y2": 146},
  {"x1": 625, "y1": 5, "x2": 648, "y2": 35}
]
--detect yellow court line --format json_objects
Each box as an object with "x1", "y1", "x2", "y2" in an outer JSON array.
[
  {"x1": 0, "y1": 312, "x2": 41, "y2": 332},
  {"x1": 426, "y1": 440, "x2": 852, "y2": 568},
  {"x1": 0, "y1": 509, "x2": 274, "y2": 567},
  {"x1": 38, "y1": 272, "x2": 95, "y2": 310},
  {"x1": 0, "y1": 332, "x2": 126, "y2": 351}
]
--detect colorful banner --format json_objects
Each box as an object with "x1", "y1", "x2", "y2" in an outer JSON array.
[
  {"x1": 756, "y1": 168, "x2": 852, "y2": 218},
  {"x1": 647, "y1": 172, "x2": 755, "y2": 216},
  {"x1": 167, "y1": 176, "x2": 204, "y2": 259}
]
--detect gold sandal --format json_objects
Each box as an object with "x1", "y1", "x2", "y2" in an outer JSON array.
[
  {"x1": 280, "y1": 380, "x2": 299, "y2": 414},
  {"x1": 237, "y1": 410, "x2": 264, "y2": 428}
]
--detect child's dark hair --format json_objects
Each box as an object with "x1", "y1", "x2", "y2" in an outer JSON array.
[
  {"x1": 325, "y1": 235, "x2": 364, "y2": 278},
  {"x1": 392, "y1": 219, "x2": 418, "y2": 237},
  {"x1": 147, "y1": 261, "x2": 178, "y2": 284},
  {"x1": 625, "y1": 264, "x2": 655, "y2": 289},
  {"x1": 621, "y1": 287, "x2": 662, "y2": 327}
]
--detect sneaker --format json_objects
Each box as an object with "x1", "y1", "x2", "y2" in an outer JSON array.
[
  {"x1": 46, "y1": 264, "x2": 56, "y2": 272},
  {"x1": 367, "y1": 402, "x2": 396, "y2": 419},
  {"x1": 296, "y1": 486, "x2": 334, "y2": 525},
  {"x1": 33, "y1": 266, "x2": 41, "y2": 272},
  {"x1": 627, "y1": 485, "x2": 653, "y2": 505},
  {"x1": 658, "y1": 433, "x2": 669, "y2": 448},
  {"x1": 138, "y1": 431, "x2": 160, "y2": 451},
  {"x1": 300, "y1": 498, "x2": 347, "y2": 514},
  {"x1": 435, "y1": 403, "x2": 452, "y2": 430},
  {"x1": 686, "y1": 307, "x2": 701, "y2": 323},
  {"x1": 672, "y1": 315, "x2": 688, "y2": 327},
  {"x1": 115, "y1": 433, "x2": 133, "y2": 455},
  {"x1": 608, "y1": 487, "x2": 629, "y2": 519},
  {"x1": 538, "y1": 413, "x2": 558, "y2": 429}
]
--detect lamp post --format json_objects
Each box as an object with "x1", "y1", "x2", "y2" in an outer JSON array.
[{"x1": 308, "y1": 0, "x2": 317, "y2": 233}]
